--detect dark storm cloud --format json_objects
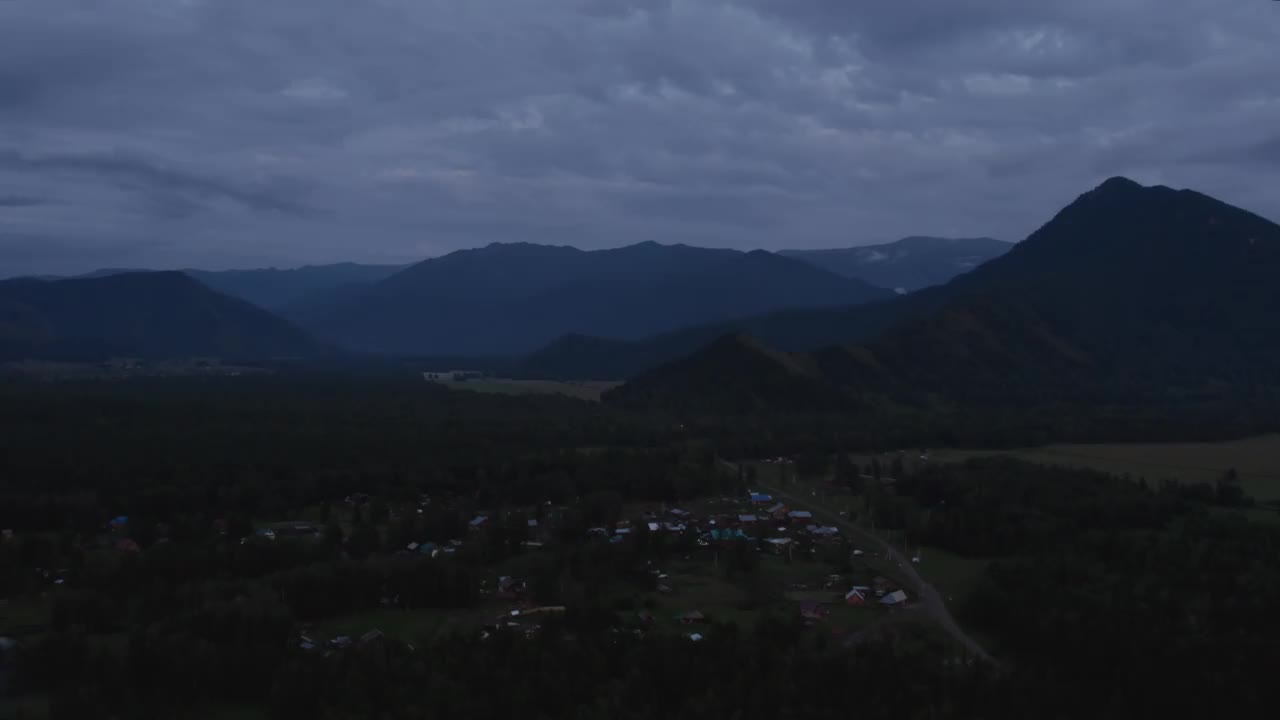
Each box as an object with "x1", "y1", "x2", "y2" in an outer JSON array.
[
  {"x1": 0, "y1": 231, "x2": 168, "y2": 278},
  {"x1": 0, "y1": 195, "x2": 49, "y2": 208},
  {"x1": 0, "y1": 151, "x2": 309, "y2": 215},
  {"x1": 1186, "y1": 136, "x2": 1280, "y2": 168},
  {"x1": 1, "y1": 0, "x2": 1277, "y2": 275}
]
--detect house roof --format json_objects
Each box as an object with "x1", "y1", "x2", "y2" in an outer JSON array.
[
  {"x1": 788, "y1": 510, "x2": 813, "y2": 519},
  {"x1": 881, "y1": 590, "x2": 908, "y2": 605},
  {"x1": 749, "y1": 493, "x2": 772, "y2": 502}
]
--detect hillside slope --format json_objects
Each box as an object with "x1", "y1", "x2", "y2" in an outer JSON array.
[
  {"x1": 0, "y1": 272, "x2": 324, "y2": 360},
  {"x1": 606, "y1": 178, "x2": 1280, "y2": 412},
  {"x1": 187, "y1": 263, "x2": 407, "y2": 310},
  {"x1": 603, "y1": 334, "x2": 846, "y2": 413},
  {"x1": 55, "y1": 263, "x2": 408, "y2": 310},
  {"x1": 288, "y1": 242, "x2": 893, "y2": 356},
  {"x1": 782, "y1": 236, "x2": 1012, "y2": 292}
]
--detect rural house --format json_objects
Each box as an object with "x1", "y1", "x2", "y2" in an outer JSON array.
[
  {"x1": 845, "y1": 587, "x2": 869, "y2": 606},
  {"x1": 880, "y1": 590, "x2": 908, "y2": 607}
]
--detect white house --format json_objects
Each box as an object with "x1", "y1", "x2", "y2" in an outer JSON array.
[{"x1": 880, "y1": 590, "x2": 908, "y2": 606}]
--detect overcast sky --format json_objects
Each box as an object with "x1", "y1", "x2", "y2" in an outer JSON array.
[{"x1": 2, "y1": 0, "x2": 1278, "y2": 275}]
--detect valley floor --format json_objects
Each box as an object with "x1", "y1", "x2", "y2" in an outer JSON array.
[{"x1": 917, "y1": 434, "x2": 1280, "y2": 503}]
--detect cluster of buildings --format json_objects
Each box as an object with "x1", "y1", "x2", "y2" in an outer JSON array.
[
  {"x1": 296, "y1": 629, "x2": 387, "y2": 654},
  {"x1": 683, "y1": 493, "x2": 845, "y2": 551}
]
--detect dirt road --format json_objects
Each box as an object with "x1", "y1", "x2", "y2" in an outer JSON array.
[{"x1": 759, "y1": 481, "x2": 998, "y2": 665}]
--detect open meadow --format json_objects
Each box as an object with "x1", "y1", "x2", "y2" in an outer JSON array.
[
  {"x1": 848, "y1": 435, "x2": 1280, "y2": 503},
  {"x1": 430, "y1": 377, "x2": 622, "y2": 402},
  {"x1": 926, "y1": 435, "x2": 1280, "y2": 502}
]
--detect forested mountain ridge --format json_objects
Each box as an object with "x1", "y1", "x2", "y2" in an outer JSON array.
[
  {"x1": 781, "y1": 236, "x2": 1013, "y2": 292},
  {"x1": 606, "y1": 177, "x2": 1280, "y2": 412},
  {"x1": 0, "y1": 271, "x2": 325, "y2": 360},
  {"x1": 33, "y1": 263, "x2": 409, "y2": 311},
  {"x1": 185, "y1": 263, "x2": 408, "y2": 310},
  {"x1": 601, "y1": 334, "x2": 844, "y2": 414},
  {"x1": 285, "y1": 241, "x2": 894, "y2": 357}
]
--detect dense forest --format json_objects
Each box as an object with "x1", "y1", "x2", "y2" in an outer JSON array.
[{"x1": 2, "y1": 378, "x2": 1279, "y2": 718}]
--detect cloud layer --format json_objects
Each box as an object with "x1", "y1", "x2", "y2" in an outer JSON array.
[{"x1": 2, "y1": 0, "x2": 1278, "y2": 275}]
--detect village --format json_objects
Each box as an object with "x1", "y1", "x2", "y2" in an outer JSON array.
[
  {"x1": 274, "y1": 486, "x2": 919, "y2": 651},
  {"x1": 2, "y1": 465, "x2": 934, "y2": 671}
]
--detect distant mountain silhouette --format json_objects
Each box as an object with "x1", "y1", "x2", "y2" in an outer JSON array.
[
  {"x1": 55, "y1": 263, "x2": 408, "y2": 310},
  {"x1": 0, "y1": 272, "x2": 324, "y2": 360},
  {"x1": 186, "y1": 264, "x2": 407, "y2": 310},
  {"x1": 781, "y1": 236, "x2": 1012, "y2": 292},
  {"x1": 604, "y1": 177, "x2": 1280, "y2": 412},
  {"x1": 286, "y1": 242, "x2": 893, "y2": 357}
]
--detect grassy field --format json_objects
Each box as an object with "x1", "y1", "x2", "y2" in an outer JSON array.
[
  {"x1": 0, "y1": 698, "x2": 50, "y2": 719},
  {"x1": 432, "y1": 377, "x2": 621, "y2": 401},
  {"x1": 195, "y1": 706, "x2": 271, "y2": 720},
  {"x1": 913, "y1": 548, "x2": 991, "y2": 606},
  {"x1": 0, "y1": 596, "x2": 49, "y2": 633},
  {"x1": 924, "y1": 435, "x2": 1280, "y2": 501},
  {"x1": 638, "y1": 547, "x2": 885, "y2": 635},
  {"x1": 307, "y1": 606, "x2": 503, "y2": 644},
  {"x1": 648, "y1": 569, "x2": 751, "y2": 626}
]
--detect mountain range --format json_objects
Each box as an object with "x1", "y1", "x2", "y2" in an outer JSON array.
[
  {"x1": 604, "y1": 177, "x2": 1280, "y2": 413},
  {"x1": 283, "y1": 242, "x2": 894, "y2": 356},
  {"x1": 49, "y1": 263, "x2": 409, "y2": 311},
  {"x1": 2, "y1": 241, "x2": 902, "y2": 362},
  {"x1": 0, "y1": 272, "x2": 323, "y2": 361},
  {"x1": 780, "y1": 236, "x2": 1013, "y2": 292},
  {"x1": 9, "y1": 176, "x2": 1271, "y2": 397}
]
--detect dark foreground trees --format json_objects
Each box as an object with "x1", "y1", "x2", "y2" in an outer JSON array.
[{"x1": 4, "y1": 379, "x2": 1280, "y2": 718}]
